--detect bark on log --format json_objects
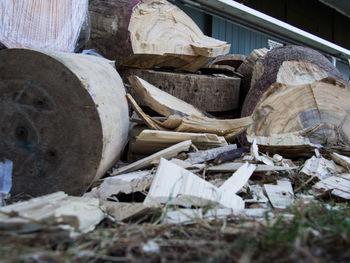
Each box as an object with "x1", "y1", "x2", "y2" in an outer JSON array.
[
  {"x1": 120, "y1": 69, "x2": 241, "y2": 112},
  {"x1": 243, "y1": 45, "x2": 350, "y2": 150},
  {"x1": 87, "y1": 0, "x2": 230, "y2": 72},
  {"x1": 0, "y1": 49, "x2": 129, "y2": 197}
]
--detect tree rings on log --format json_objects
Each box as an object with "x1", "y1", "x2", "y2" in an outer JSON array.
[
  {"x1": 120, "y1": 69, "x2": 241, "y2": 113},
  {"x1": 0, "y1": 49, "x2": 129, "y2": 197}
]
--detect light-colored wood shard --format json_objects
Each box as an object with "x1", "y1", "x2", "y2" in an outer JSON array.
[
  {"x1": 0, "y1": 192, "x2": 105, "y2": 234},
  {"x1": 111, "y1": 140, "x2": 192, "y2": 176},
  {"x1": 330, "y1": 152, "x2": 350, "y2": 170},
  {"x1": 162, "y1": 208, "x2": 271, "y2": 224},
  {"x1": 250, "y1": 139, "x2": 274, "y2": 166},
  {"x1": 185, "y1": 144, "x2": 238, "y2": 164},
  {"x1": 208, "y1": 162, "x2": 298, "y2": 173},
  {"x1": 313, "y1": 174, "x2": 350, "y2": 199},
  {"x1": 245, "y1": 185, "x2": 269, "y2": 205},
  {"x1": 131, "y1": 129, "x2": 227, "y2": 155},
  {"x1": 0, "y1": 0, "x2": 88, "y2": 52},
  {"x1": 219, "y1": 163, "x2": 256, "y2": 194},
  {"x1": 84, "y1": 171, "x2": 153, "y2": 200},
  {"x1": 128, "y1": 76, "x2": 205, "y2": 117},
  {"x1": 264, "y1": 180, "x2": 294, "y2": 209},
  {"x1": 301, "y1": 155, "x2": 338, "y2": 180},
  {"x1": 144, "y1": 158, "x2": 244, "y2": 210}
]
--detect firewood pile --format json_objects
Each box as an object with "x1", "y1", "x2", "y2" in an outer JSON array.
[{"x1": 0, "y1": 0, "x2": 350, "y2": 240}]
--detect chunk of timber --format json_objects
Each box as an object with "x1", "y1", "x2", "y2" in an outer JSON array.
[
  {"x1": 0, "y1": 0, "x2": 88, "y2": 52},
  {"x1": 0, "y1": 49, "x2": 129, "y2": 197},
  {"x1": 185, "y1": 144, "x2": 238, "y2": 164},
  {"x1": 246, "y1": 133, "x2": 322, "y2": 158},
  {"x1": 101, "y1": 201, "x2": 157, "y2": 222},
  {"x1": 212, "y1": 54, "x2": 247, "y2": 69},
  {"x1": 144, "y1": 158, "x2": 244, "y2": 209},
  {"x1": 237, "y1": 48, "x2": 268, "y2": 101},
  {"x1": 162, "y1": 208, "x2": 271, "y2": 224},
  {"x1": 219, "y1": 163, "x2": 256, "y2": 194},
  {"x1": 131, "y1": 130, "x2": 227, "y2": 155},
  {"x1": 214, "y1": 146, "x2": 249, "y2": 164},
  {"x1": 250, "y1": 139, "x2": 274, "y2": 166},
  {"x1": 300, "y1": 156, "x2": 338, "y2": 180},
  {"x1": 264, "y1": 180, "x2": 294, "y2": 209},
  {"x1": 0, "y1": 192, "x2": 104, "y2": 234},
  {"x1": 208, "y1": 162, "x2": 298, "y2": 173},
  {"x1": 119, "y1": 69, "x2": 241, "y2": 112},
  {"x1": 84, "y1": 171, "x2": 153, "y2": 200},
  {"x1": 128, "y1": 76, "x2": 205, "y2": 117},
  {"x1": 330, "y1": 153, "x2": 350, "y2": 170},
  {"x1": 111, "y1": 140, "x2": 192, "y2": 176},
  {"x1": 87, "y1": 0, "x2": 230, "y2": 71},
  {"x1": 313, "y1": 174, "x2": 350, "y2": 200}
]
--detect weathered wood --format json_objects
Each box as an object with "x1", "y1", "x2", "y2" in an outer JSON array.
[
  {"x1": 0, "y1": 49, "x2": 129, "y2": 197},
  {"x1": 0, "y1": 192, "x2": 105, "y2": 234},
  {"x1": 200, "y1": 64, "x2": 242, "y2": 78},
  {"x1": 185, "y1": 144, "x2": 238, "y2": 164},
  {"x1": 313, "y1": 174, "x2": 350, "y2": 199},
  {"x1": 87, "y1": 0, "x2": 230, "y2": 71},
  {"x1": 301, "y1": 155, "x2": 339, "y2": 180},
  {"x1": 212, "y1": 54, "x2": 247, "y2": 69},
  {"x1": 120, "y1": 68, "x2": 241, "y2": 112},
  {"x1": 264, "y1": 180, "x2": 294, "y2": 209},
  {"x1": 330, "y1": 152, "x2": 350, "y2": 170},
  {"x1": 128, "y1": 76, "x2": 205, "y2": 117},
  {"x1": 0, "y1": 0, "x2": 88, "y2": 52},
  {"x1": 144, "y1": 158, "x2": 244, "y2": 209},
  {"x1": 214, "y1": 146, "x2": 249, "y2": 164},
  {"x1": 85, "y1": 171, "x2": 153, "y2": 201},
  {"x1": 111, "y1": 140, "x2": 192, "y2": 176},
  {"x1": 208, "y1": 163, "x2": 298, "y2": 173},
  {"x1": 131, "y1": 130, "x2": 227, "y2": 155}
]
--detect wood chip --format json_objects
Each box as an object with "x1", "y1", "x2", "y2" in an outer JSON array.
[{"x1": 264, "y1": 180, "x2": 294, "y2": 209}]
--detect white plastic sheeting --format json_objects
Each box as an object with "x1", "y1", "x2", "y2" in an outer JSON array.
[{"x1": 0, "y1": 0, "x2": 88, "y2": 52}]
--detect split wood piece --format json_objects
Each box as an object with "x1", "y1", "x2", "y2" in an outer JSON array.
[
  {"x1": 212, "y1": 54, "x2": 247, "y2": 69},
  {"x1": 162, "y1": 208, "x2": 271, "y2": 224},
  {"x1": 185, "y1": 144, "x2": 238, "y2": 164},
  {"x1": 245, "y1": 185, "x2": 269, "y2": 205},
  {"x1": 88, "y1": 0, "x2": 230, "y2": 71},
  {"x1": 246, "y1": 78, "x2": 350, "y2": 150},
  {"x1": 144, "y1": 158, "x2": 244, "y2": 210},
  {"x1": 313, "y1": 174, "x2": 350, "y2": 200},
  {"x1": 264, "y1": 180, "x2": 294, "y2": 209},
  {"x1": 214, "y1": 146, "x2": 249, "y2": 164},
  {"x1": 128, "y1": 76, "x2": 205, "y2": 117},
  {"x1": 207, "y1": 162, "x2": 298, "y2": 173},
  {"x1": 101, "y1": 201, "x2": 158, "y2": 222},
  {"x1": 242, "y1": 45, "x2": 346, "y2": 117},
  {"x1": 0, "y1": 0, "x2": 88, "y2": 52},
  {"x1": 330, "y1": 152, "x2": 350, "y2": 170},
  {"x1": 250, "y1": 139, "x2": 274, "y2": 166},
  {"x1": 246, "y1": 132, "x2": 322, "y2": 158},
  {"x1": 131, "y1": 130, "x2": 227, "y2": 155},
  {"x1": 0, "y1": 192, "x2": 104, "y2": 234},
  {"x1": 120, "y1": 68, "x2": 241, "y2": 112},
  {"x1": 300, "y1": 156, "x2": 339, "y2": 180},
  {"x1": 237, "y1": 48, "x2": 269, "y2": 101},
  {"x1": 111, "y1": 140, "x2": 192, "y2": 176},
  {"x1": 126, "y1": 94, "x2": 168, "y2": 131},
  {"x1": 0, "y1": 49, "x2": 129, "y2": 197},
  {"x1": 219, "y1": 163, "x2": 256, "y2": 194},
  {"x1": 84, "y1": 171, "x2": 153, "y2": 201}
]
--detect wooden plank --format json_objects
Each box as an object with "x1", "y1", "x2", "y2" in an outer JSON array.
[
  {"x1": 264, "y1": 180, "x2": 294, "y2": 209},
  {"x1": 185, "y1": 144, "x2": 238, "y2": 164},
  {"x1": 130, "y1": 130, "x2": 227, "y2": 155},
  {"x1": 208, "y1": 162, "x2": 298, "y2": 173},
  {"x1": 330, "y1": 152, "x2": 350, "y2": 170},
  {"x1": 111, "y1": 140, "x2": 192, "y2": 176},
  {"x1": 119, "y1": 68, "x2": 241, "y2": 112},
  {"x1": 219, "y1": 163, "x2": 256, "y2": 194},
  {"x1": 144, "y1": 158, "x2": 244, "y2": 210},
  {"x1": 313, "y1": 175, "x2": 350, "y2": 193},
  {"x1": 128, "y1": 76, "x2": 205, "y2": 117},
  {"x1": 301, "y1": 156, "x2": 338, "y2": 180},
  {"x1": 0, "y1": 192, "x2": 105, "y2": 233},
  {"x1": 84, "y1": 171, "x2": 153, "y2": 200}
]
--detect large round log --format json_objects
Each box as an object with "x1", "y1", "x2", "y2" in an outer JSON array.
[
  {"x1": 0, "y1": 49, "x2": 129, "y2": 197},
  {"x1": 87, "y1": 0, "x2": 230, "y2": 71},
  {"x1": 242, "y1": 45, "x2": 346, "y2": 117}
]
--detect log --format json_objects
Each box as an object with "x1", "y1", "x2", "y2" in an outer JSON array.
[
  {"x1": 212, "y1": 54, "x2": 247, "y2": 69},
  {"x1": 0, "y1": 49, "x2": 129, "y2": 197},
  {"x1": 87, "y1": 0, "x2": 230, "y2": 71},
  {"x1": 0, "y1": 0, "x2": 88, "y2": 52},
  {"x1": 243, "y1": 46, "x2": 350, "y2": 150},
  {"x1": 120, "y1": 68, "x2": 241, "y2": 112}
]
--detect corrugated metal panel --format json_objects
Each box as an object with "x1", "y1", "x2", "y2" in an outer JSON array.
[
  {"x1": 212, "y1": 16, "x2": 268, "y2": 55},
  {"x1": 173, "y1": 2, "x2": 207, "y2": 32}
]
